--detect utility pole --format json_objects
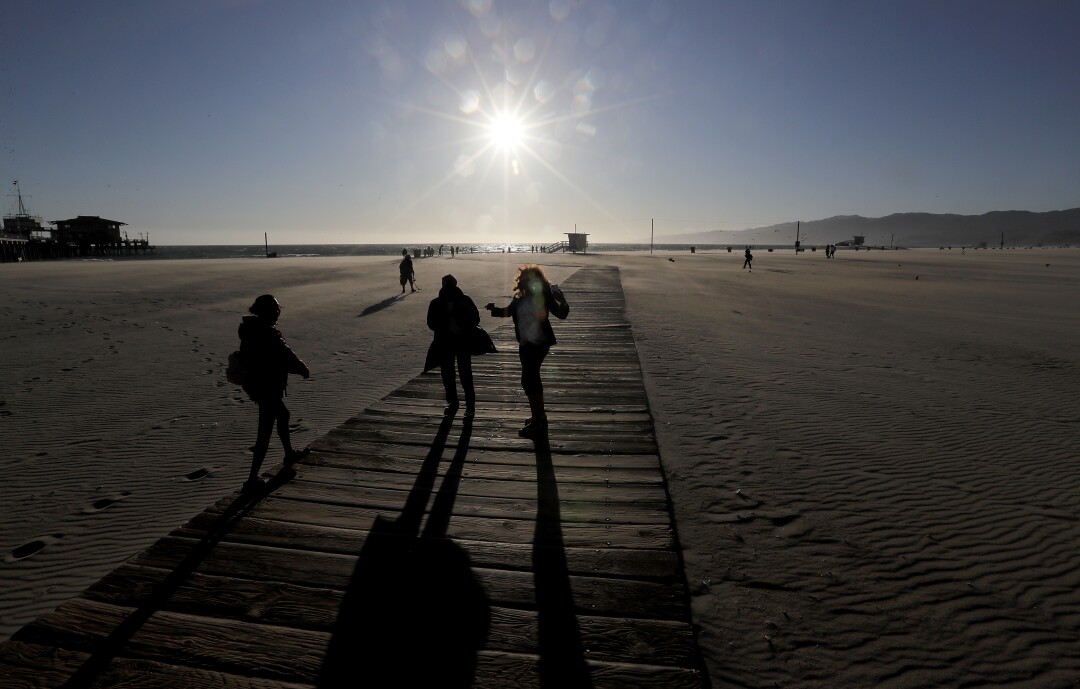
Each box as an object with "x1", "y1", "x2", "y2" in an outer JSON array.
[
  {"x1": 795, "y1": 221, "x2": 801, "y2": 254},
  {"x1": 650, "y1": 218, "x2": 654, "y2": 254}
]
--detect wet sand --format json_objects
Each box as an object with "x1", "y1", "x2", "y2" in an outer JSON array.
[{"x1": 2, "y1": 248, "x2": 1078, "y2": 687}]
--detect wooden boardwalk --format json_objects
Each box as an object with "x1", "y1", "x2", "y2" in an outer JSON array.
[{"x1": 1, "y1": 266, "x2": 706, "y2": 688}]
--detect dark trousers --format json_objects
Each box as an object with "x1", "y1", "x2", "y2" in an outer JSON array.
[
  {"x1": 518, "y1": 344, "x2": 550, "y2": 395},
  {"x1": 250, "y1": 397, "x2": 291, "y2": 479},
  {"x1": 440, "y1": 352, "x2": 475, "y2": 407}
]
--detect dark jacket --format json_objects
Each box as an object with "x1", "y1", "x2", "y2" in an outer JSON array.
[
  {"x1": 424, "y1": 285, "x2": 480, "y2": 371},
  {"x1": 238, "y1": 315, "x2": 307, "y2": 400},
  {"x1": 489, "y1": 287, "x2": 569, "y2": 348}
]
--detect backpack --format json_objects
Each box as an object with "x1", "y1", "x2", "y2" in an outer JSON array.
[{"x1": 226, "y1": 350, "x2": 245, "y2": 386}]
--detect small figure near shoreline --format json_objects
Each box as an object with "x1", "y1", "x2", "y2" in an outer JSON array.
[
  {"x1": 399, "y1": 249, "x2": 417, "y2": 293},
  {"x1": 743, "y1": 247, "x2": 753, "y2": 272}
]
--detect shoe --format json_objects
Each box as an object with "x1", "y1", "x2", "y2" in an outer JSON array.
[
  {"x1": 242, "y1": 478, "x2": 266, "y2": 493},
  {"x1": 518, "y1": 417, "x2": 548, "y2": 437},
  {"x1": 284, "y1": 447, "x2": 310, "y2": 465}
]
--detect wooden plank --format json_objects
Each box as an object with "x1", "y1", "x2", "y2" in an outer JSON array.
[
  {"x1": 183, "y1": 507, "x2": 674, "y2": 551},
  {"x1": 13, "y1": 608, "x2": 701, "y2": 689},
  {"x1": 306, "y1": 442, "x2": 663, "y2": 470},
  {"x1": 288, "y1": 464, "x2": 670, "y2": 504},
  {"x1": 80, "y1": 561, "x2": 688, "y2": 627},
  {"x1": 19, "y1": 597, "x2": 700, "y2": 674},
  {"x1": 0, "y1": 640, "x2": 313, "y2": 689},
  {"x1": 132, "y1": 534, "x2": 682, "y2": 587},
  {"x1": 302, "y1": 451, "x2": 665, "y2": 485},
  {"x1": 266, "y1": 482, "x2": 673, "y2": 525}
]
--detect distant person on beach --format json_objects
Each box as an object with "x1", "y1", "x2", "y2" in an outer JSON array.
[
  {"x1": 238, "y1": 294, "x2": 310, "y2": 492},
  {"x1": 743, "y1": 247, "x2": 753, "y2": 271},
  {"x1": 425, "y1": 274, "x2": 480, "y2": 417},
  {"x1": 485, "y1": 264, "x2": 569, "y2": 437},
  {"x1": 399, "y1": 249, "x2": 416, "y2": 293}
]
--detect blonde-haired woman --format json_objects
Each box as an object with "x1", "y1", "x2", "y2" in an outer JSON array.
[{"x1": 485, "y1": 264, "x2": 569, "y2": 437}]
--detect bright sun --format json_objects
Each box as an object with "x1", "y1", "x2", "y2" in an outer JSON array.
[{"x1": 488, "y1": 113, "x2": 525, "y2": 151}]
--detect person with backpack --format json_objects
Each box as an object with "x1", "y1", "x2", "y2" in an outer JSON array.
[
  {"x1": 237, "y1": 294, "x2": 310, "y2": 492},
  {"x1": 485, "y1": 264, "x2": 569, "y2": 437}
]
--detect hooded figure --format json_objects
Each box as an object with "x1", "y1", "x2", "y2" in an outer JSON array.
[
  {"x1": 237, "y1": 294, "x2": 310, "y2": 491},
  {"x1": 425, "y1": 275, "x2": 481, "y2": 416}
]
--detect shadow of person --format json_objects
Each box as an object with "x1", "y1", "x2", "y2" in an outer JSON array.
[
  {"x1": 358, "y1": 294, "x2": 404, "y2": 318},
  {"x1": 318, "y1": 415, "x2": 490, "y2": 688},
  {"x1": 531, "y1": 430, "x2": 593, "y2": 688}
]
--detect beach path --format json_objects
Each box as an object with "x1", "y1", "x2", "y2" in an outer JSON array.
[{"x1": 0, "y1": 266, "x2": 706, "y2": 688}]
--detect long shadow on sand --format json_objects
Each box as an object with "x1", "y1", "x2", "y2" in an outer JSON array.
[
  {"x1": 317, "y1": 413, "x2": 490, "y2": 688},
  {"x1": 358, "y1": 294, "x2": 405, "y2": 318},
  {"x1": 52, "y1": 467, "x2": 297, "y2": 689}
]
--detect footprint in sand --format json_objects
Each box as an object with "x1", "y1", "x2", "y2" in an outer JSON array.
[
  {"x1": 6, "y1": 535, "x2": 63, "y2": 563},
  {"x1": 180, "y1": 467, "x2": 214, "y2": 481},
  {"x1": 82, "y1": 491, "x2": 133, "y2": 514}
]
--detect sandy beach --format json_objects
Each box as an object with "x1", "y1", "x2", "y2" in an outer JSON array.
[{"x1": 2, "y1": 248, "x2": 1079, "y2": 687}]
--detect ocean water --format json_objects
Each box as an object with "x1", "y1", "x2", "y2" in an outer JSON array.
[{"x1": 144, "y1": 243, "x2": 779, "y2": 260}]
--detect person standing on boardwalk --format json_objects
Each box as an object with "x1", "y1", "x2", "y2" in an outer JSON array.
[
  {"x1": 399, "y1": 249, "x2": 417, "y2": 293},
  {"x1": 485, "y1": 264, "x2": 570, "y2": 437},
  {"x1": 743, "y1": 247, "x2": 753, "y2": 271},
  {"x1": 238, "y1": 295, "x2": 310, "y2": 492},
  {"x1": 425, "y1": 274, "x2": 479, "y2": 417}
]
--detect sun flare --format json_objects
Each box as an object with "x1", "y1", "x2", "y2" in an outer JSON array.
[{"x1": 488, "y1": 113, "x2": 525, "y2": 151}]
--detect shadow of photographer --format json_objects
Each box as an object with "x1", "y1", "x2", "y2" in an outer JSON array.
[{"x1": 318, "y1": 413, "x2": 490, "y2": 688}]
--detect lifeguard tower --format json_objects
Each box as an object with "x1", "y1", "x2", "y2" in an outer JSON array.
[{"x1": 565, "y1": 231, "x2": 589, "y2": 254}]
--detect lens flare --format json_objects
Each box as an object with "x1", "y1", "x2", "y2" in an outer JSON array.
[{"x1": 489, "y1": 113, "x2": 524, "y2": 150}]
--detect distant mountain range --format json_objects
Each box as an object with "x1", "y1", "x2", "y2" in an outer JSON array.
[{"x1": 659, "y1": 208, "x2": 1080, "y2": 247}]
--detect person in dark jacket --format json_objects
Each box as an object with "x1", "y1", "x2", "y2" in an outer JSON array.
[
  {"x1": 426, "y1": 274, "x2": 479, "y2": 417},
  {"x1": 399, "y1": 249, "x2": 417, "y2": 293},
  {"x1": 485, "y1": 264, "x2": 569, "y2": 437},
  {"x1": 238, "y1": 294, "x2": 310, "y2": 492}
]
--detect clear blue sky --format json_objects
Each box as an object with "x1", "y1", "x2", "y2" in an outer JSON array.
[{"x1": 3, "y1": 0, "x2": 1078, "y2": 244}]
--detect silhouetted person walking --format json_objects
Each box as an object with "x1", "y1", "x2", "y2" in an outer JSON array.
[
  {"x1": 238, "y1": 294, "x2": 310, "y2": 492},
  {"x1": 743, "y1": 247, "x2": 753, "y2": 271},
  {"x1": 485, "y1": 264, "x2": 569, "y2": 437},
  {"x1": 426, "y1": 274, "x2": 479, "y2": 417},
  {"x1": 400, "y1": 249, "x2": 416, "y2": 293}
]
